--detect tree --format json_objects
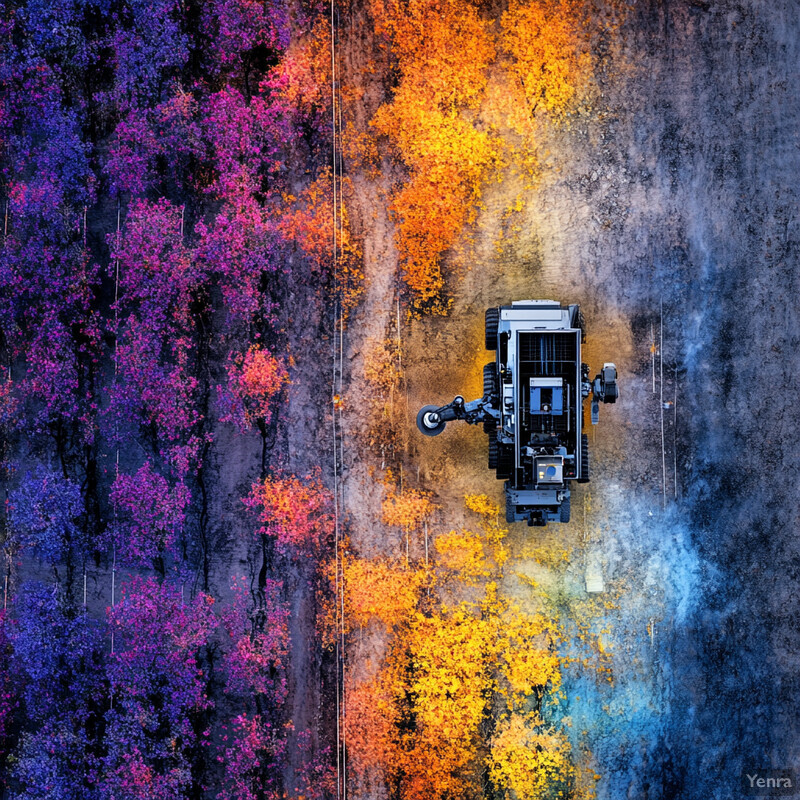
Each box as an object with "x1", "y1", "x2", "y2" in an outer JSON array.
[
  {"x1": 245, "y1": 471, "x2": 333, "y2": 556},
  {"x1": 107, "y1": 462, "x2": 190, "y2": 567},
  {"x1": 368, "y1": 0, "x2": 499, "y2": 314},
  {"x1": 8, "y1": 468, "x2": 84, "y2": 566},
  {"x1": 218, "y1": 346, "x2": 290, "y2": 434},
  {"x1": 216, "y1": 580, "x2": 291, "y2": 800},
  {"x1": 0, "y1": 611, "x2": 19, "y2": 787},
  {"x1": 8, "y1": 584, "x2": 106, "y2": 799},
  {"x1": 342, "y1": 557, "x2": 421, "y2": 630},
  {"x1": 488, "y1": 713, "x2": 574, "y2": 800},
  {"x1": 103, "y1": 577, "x2": 216, "y2": 798}
]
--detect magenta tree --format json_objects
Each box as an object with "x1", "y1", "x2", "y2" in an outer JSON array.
[{"x1": 216, "y1": 579, "x2": 291, "y2": 800}]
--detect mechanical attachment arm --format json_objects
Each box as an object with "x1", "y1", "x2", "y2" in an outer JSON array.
[{"x1": 416, "y1": 391, "x2": 499, "y2": 437}]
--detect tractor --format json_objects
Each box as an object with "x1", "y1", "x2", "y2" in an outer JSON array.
[{"x1": 416, "y1": 301, "x2": 619, "y2": 525}]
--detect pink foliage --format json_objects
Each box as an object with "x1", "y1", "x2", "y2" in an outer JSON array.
[
  {"x1": 294, "y1": 729, "x2": 337, "y2": 800},
  {"x1": 217, "y1": 713, "x2": 288, "y2": 800},
  {"x1": 244, "y1": 471, "x2": 334, "y2": 555},
  {"x1": 222, "y1": 579, "x2": 289, "y2": 701},
  {"x1": 219, "y1": 346, "x2": 289, "y2": 432},
  {"x1": 102, "y1": 748, "x2": 189, "y2": 800},
  {"x1": 108, "y1": 198, "x2": 206, "y2": 469}
]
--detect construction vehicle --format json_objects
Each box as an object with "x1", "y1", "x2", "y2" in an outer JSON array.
[{"x1": 416, "y1": 301, "x2": 619, "y2": 526}]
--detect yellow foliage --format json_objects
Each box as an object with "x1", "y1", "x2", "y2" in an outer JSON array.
[
  {"x1": 498, "y1": 608, "x2": 562, "y2": 697},
  {"x1": 382, "y1": 488, "x2": 436, "y2": 530},
  {"x1": 464, "y1": 493, "x2": 500, "y2": 518},
  {"x1": 343, "y1": 557, "x2": 421, "y2": 629},
  {"x1": 489, "y1": 712, "x2": 575, "y2": 799},
  {"x1": 434, "y1": 529, "x2": 491, "y2": 581},
  {"x1": 363, "y1": 338, "x2": 401, "y2": 394},
  {"x1": 409, "y1": 608, "x2": 493, "y2": 741}
]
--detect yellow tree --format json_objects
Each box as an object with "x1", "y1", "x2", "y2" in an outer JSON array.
[{"x1": 489, "y1": 712, "x2": 574, "y2": 800}]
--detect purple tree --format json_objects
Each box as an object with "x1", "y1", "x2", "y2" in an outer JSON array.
[
  {"x1": 216, "y1": 579, "x2": 291, "y2": 800},
  {"x1": 8, "y1": 583, "x2": 106, "y2": 799},
  {"x1": 107, "y1": 461, "x2": 190, "y2": 567},
  {"x1": 107, "y1": 197, "x2": 206, "y2": 476},
  {"x1": 101, "y1": 577, "x2": 216, "y2": 798},
  {"x1": 8, "y1": 468, "x2": 84, "y2": 566}
]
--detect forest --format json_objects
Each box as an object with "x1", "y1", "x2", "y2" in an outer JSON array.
[{"x1": 4, "y1": 0, "x2": 799, "y2": 798}]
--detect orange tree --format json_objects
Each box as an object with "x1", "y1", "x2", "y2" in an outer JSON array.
[
  {"x1": 381, "y1": 485, "x2": 436, "y2": 563},
  {"x1": 368, "y1": 0, "x2": 500, "y2": 314}
]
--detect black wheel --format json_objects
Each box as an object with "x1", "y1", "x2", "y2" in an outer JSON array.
[
  {"x1": 560, "y1": 495, "x2": 571, "y2": 523},
  {"x1": 483, "y1": 362, "x2": 497, "y2": 398},
  {"x1": 488, "y1": 435, "x2": 498, "y2": 469},
  {"x1": 417, "y1": 405, "x2": 446, "y2": 436},
  {"x1": 569, "y1": 305, "x2": 586, "y2": 343},
  {"x1": 485, "y1": 307, "x2": 499, "y2": 350},
  {"x1": 496, "y1": 447, "x2": 514, "y2": 480},
  {"x1": 578, "y1": 432, "x2": 590, "y2": 483},
  {"x1": 505, "y1": 492, "x2": 516, "y2": 524}
]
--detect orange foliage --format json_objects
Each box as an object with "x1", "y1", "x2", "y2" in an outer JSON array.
[
  {"x1": 368, "y1": 0, "x2": 500, "y2": 314},
  {"x1": 245, "y1": 470, "x2": 333, "y2": 554},
  {"x1": 500, "y1": 0, "x2": 591, "y2": 117},
  {"x1": 344, "y1": 671, "x2": 401, "y2": 785},
  {"x1": 338, "y1": 488, "x2": 577, "y2": 798},
  {"x1": 225, "y1": 345, "x2": 289, "y2": 429},
  {"x1": 274, "y1": 17, "x2": 331, "y2": 119},
  {"x1": 343, "y1": 557, "x2": 421, "y2": 629},
  {"x1": 279, "y1": 171, "x2": 364, "y2": 318},
  {"x1": 366, "y1": 0, "x2": 601, "y2": 313}
]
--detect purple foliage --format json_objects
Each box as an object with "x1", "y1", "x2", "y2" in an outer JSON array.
[
  {"x1": 105, "y1": 92, "x2": 202, "y2": 196},
  {"x1": 202, "y1": 0, "x2": 291, "y2": 69},
  {"x1": 0, "y1": 0, "x2": 341, "y2": 794},
  {"x1": 108, "y1": 461, "x2": 189, "y2": 565},
  {"x1": 0, "y1": 611, "x2": 19, "y2": 781},
  {"x1": 8, "y1": 468, "x2": 84, "y2": 564},
  {"x1": 104, "y1": 0, "x2": 189, "y2": 110},
  {"x1": 8, "y1": 585, "x2": 105, "y2": 798},
  {"x1": 102, "y1": 577, "x2": 216, "y2": 797},
  {"x1": 0, "y1": 179, "x2": 101, "y2": 440},
  {"x1": 106, "y1": 198, "x2": 206, "y2": 472}
]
